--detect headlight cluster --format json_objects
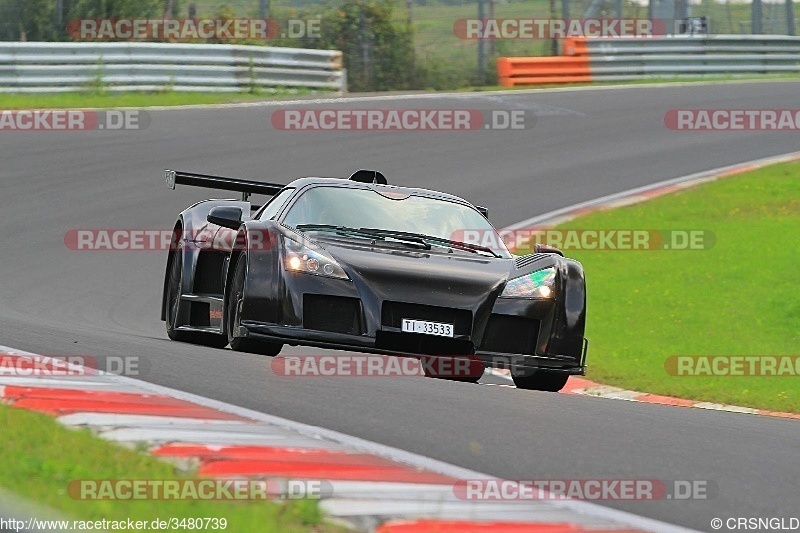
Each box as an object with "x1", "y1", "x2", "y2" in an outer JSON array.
[
  {"x1": 283, "y1": 238, "x2": 349, "y2": 280},
  {"x1": 501, "y1": 267, "x2": 556, "y2": 298}
]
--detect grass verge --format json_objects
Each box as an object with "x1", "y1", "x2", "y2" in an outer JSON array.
[
  {"x1": 0, "y1": 403, "x2": 343, "y2": 532},
  {"x1": 525, "y1": 161, "x2": 799, "y2": 412},
  {"x1": 2, "y1": 76, "x2": 797, "y2": 112},
  {"x1": 0, "y1": 89, "x2": 330, "y2": 110}
]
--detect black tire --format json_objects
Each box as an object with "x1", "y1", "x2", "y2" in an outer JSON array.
[
  {"x1": 511, "y1": 369, "x2": 570, "y2": 392},
  {"x1": 225, "y1": 254, "x2": 283, "y2": 356},
  {"x1": 165, "y1": 251, "x2": 228, "y2": 348}
]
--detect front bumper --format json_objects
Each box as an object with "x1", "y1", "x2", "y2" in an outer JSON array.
[
  {"x1": 238, "y1": 321, "x2": 587, "y2": 374},
  {"x1": 237, "y1": 243, "x2": 587, "y2": 375}
]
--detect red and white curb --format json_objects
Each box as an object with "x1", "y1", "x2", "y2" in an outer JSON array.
[
  {"x1": 486, "y1": 369, "x2": 799, "y2": 422},
  {"x1": 499, "y1": 149, "x2": 800, "y2": 421},
  {"x1": 0, "y1": 345, "x2": 695, "y2": 533},
  {"x1": 562, "y1": 377, "x2": 800, "y2": 420}
]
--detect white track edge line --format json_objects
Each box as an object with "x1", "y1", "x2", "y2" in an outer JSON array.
[
  {"x1": 81, "y1": 78, "x2": 800, "y2": 112},
  {"x1": 504, "y1": 150, "x2": 800, "y2": 230},
  {"x1": 0, "y1": 345, "x2": 697, "y2": 533}
]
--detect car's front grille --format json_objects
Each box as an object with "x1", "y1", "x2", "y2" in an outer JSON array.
[
  {"x1": 381, "y1": 301, "x2": 472, "y2": 336},
  {"x1": 480, "y1": 314, "x2": 540, "y2": 355},
  {"x1": 375, "y1": 331, "x2": 474, "y2": 356},
  {"x1": 303, "y1": 295, "x2": 363, "y2": 335}
]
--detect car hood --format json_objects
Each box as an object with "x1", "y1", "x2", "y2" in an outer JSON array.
[{"x1": 320, "y1": 239, "x2": 513, "y2": 310}]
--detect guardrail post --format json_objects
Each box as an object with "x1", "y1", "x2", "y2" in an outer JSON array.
[
  {"x1": 752, "y1": 0, "x2": 763, "y2": 33},
  {"x1": 786, "y1": 0, "x2": 796, "y2": 36}
]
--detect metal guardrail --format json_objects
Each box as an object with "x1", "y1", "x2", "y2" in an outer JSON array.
[
  {"x1": 0, "y1": 42, "x2": 345, "y2": 93},
  {"x1": 500, "y1": 35, "x2": 800, "y2": 85}
]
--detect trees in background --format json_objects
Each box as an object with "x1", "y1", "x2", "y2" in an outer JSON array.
[
  {"x1": 0, "y1": 0, "x2": 429, "y2": 90},
  {"x1": 277, "y1": 0, "x2": 424, "y2": 91},
  {"x1": 0, "y1": 0, "x2": 168, "y2": 41},
  {"x1": 0, "y1": 0, "x2": 56, "y2": 41}
]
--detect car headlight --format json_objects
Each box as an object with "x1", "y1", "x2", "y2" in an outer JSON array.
[
  {"x1": 501, "y1": 267, "x2": 556, "y2": 298},
  {"x1": 283, "y1": 238, "x2": 350, "y2": 280}
]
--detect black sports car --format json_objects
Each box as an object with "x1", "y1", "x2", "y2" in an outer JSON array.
[{"x1": 161, "y1": 169, "x2": 587, "y2": 391}]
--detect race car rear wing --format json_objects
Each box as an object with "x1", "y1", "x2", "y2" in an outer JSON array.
[{"x1": 164, "y1": 170, "x2": 285, "y2": 201}]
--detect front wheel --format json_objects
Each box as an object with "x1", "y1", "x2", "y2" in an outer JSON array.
[
  {"x1": 511, "y1": 369, "x2": 569, "y2": 392},
  {"x1": 225, "y1": 254, "x2": 283, "y2": 356}
]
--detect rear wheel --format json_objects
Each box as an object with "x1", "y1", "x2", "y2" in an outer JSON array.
[
  {"x1": 165, "y1": 252, "x2": 228, "y2": 348},
  {"x1": 511, "y1": 369, "x2": 569, "y2": 392},
  {"x1": 225, "y1": 254, "x2": 283, "y2": 356}
]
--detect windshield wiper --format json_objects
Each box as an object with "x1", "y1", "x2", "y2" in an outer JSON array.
[
  {"x1": 295, "y1": 224, "x2": 352, "y2": 233},
  {"x1": 357, "y1": 228, "x2": 501, "y2": 258},
  {"x1": 295, "y1": 224, "x2": 431, "y2": 250},
  {"x1": 295, "y1": 225, "x2": 500, "y2": 257}
]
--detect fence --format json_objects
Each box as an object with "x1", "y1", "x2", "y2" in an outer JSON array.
[
  {"x1": 0, "y1": 42, "x2": 345, "y2": 93},
  {"x1": 499, "y1": 34, "x2": 800, "y2": 85}
]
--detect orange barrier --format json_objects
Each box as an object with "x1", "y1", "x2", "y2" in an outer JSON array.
[
  {"x1": 497, "y1": 55, "x2": 591, "y2": 86},
  {"x1": 562, "y1": 37, "x2": 590, "y2": 56}
]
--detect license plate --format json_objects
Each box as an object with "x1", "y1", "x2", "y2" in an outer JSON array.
[{"x1": 401, "y1": 319, "x2": 454, "y2": 338}]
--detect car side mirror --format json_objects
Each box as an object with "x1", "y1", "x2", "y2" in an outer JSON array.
[{"x1": 207, "y1": 206, "x2": 243, "y2": 230}]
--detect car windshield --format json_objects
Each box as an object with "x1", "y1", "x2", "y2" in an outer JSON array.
[{"x1": 282, "y1": 186, "x2": 509, "y2": 256}]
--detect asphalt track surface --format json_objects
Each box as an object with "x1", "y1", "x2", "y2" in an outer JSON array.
[{"x1": 1, "y1": 81, "x2": 799, "y2": 531}]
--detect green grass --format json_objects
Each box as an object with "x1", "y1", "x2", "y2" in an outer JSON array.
[
  {"x1": 400, "y1": 0, "x2": 800, "y2": 85},
  {"x1": 5, "y1": 0, "x2": 798, "y2": 98},
  {"x1": 456, "y1": 74, "x2": 800, "y2": 92},
  {"x1": 192, "y1": 0, "x2": 800, "y2": 88},
  {"x1": 534, "y1": 162, "x2": 799, "y2": 412},
  {"x1": 69, "y1": 0, "x2": 800, "y2": 90},
  {"x1": 0, "y1": 89, "x2": 329, "y2": 110},
  {"x1": 0, "y1": 404, "x2": 344, "y2": 532},
  {"x1": 3, "y1": 75, "x2": 797, "y2": 113}
]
